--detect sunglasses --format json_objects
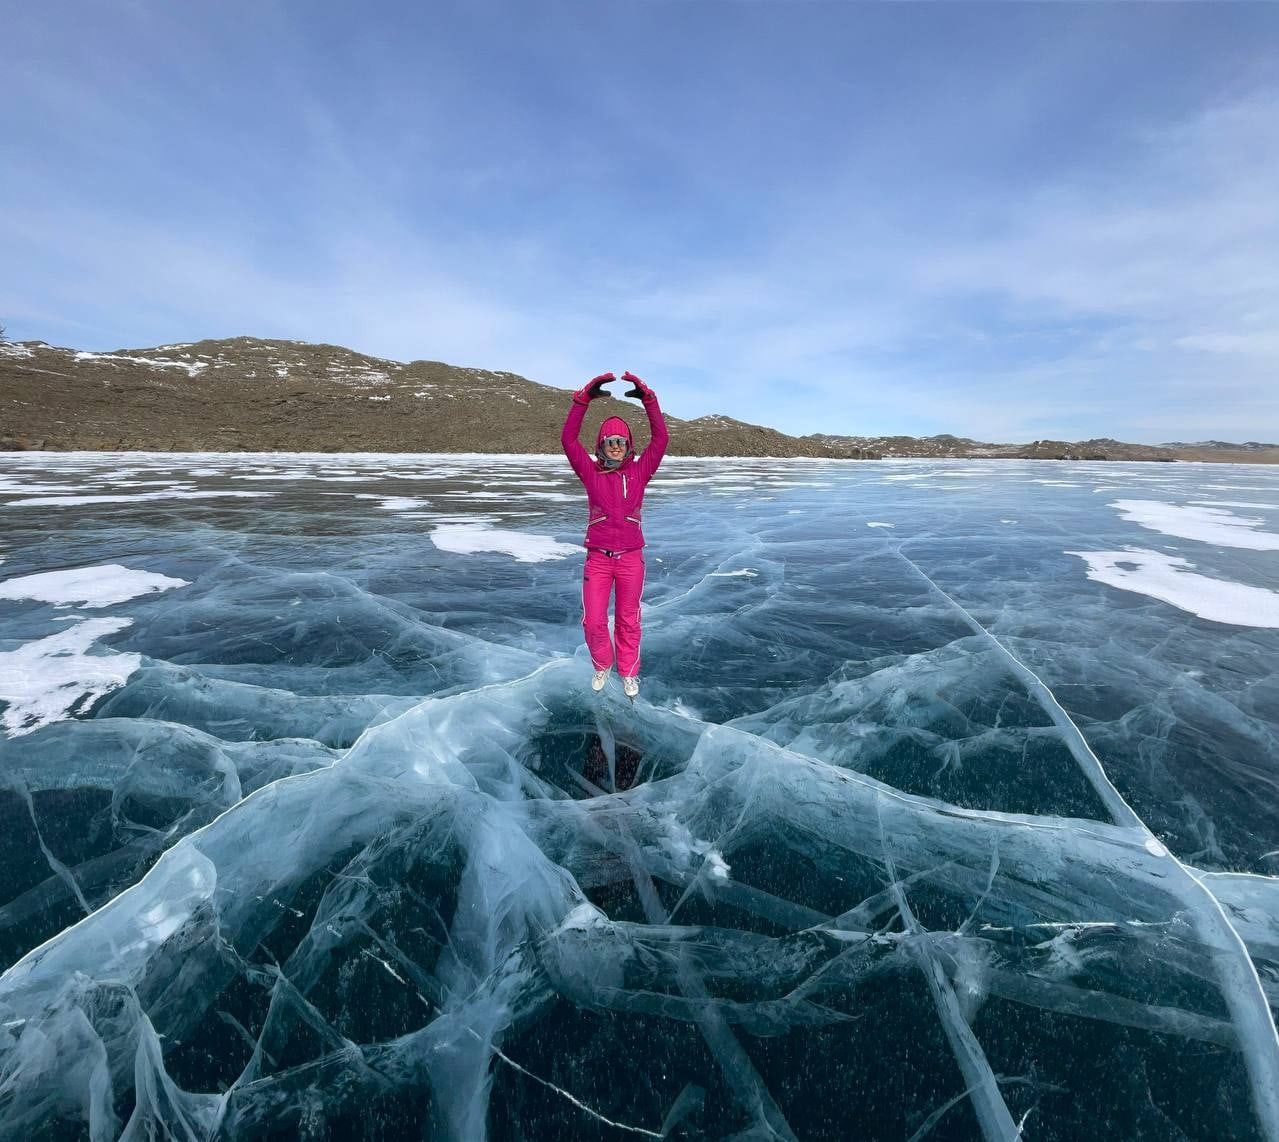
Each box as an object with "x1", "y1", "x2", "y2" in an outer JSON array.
[{"x1": 601, "y1": 435, "x2": 628, "y2": 449}]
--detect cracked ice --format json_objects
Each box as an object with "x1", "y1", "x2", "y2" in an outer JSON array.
[{"x1": 1, "y1": 452, "x2": 1278, "y2": 1140}]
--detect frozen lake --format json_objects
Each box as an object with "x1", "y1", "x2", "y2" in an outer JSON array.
[{"x1": 1, "y1": 451, "x2": 1278, "y2": 1140}]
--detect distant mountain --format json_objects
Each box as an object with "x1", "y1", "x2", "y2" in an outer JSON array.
[
  {"x1": 2, "y1": 338, "x2": 1275, "y2": 463},
  {"x1": 1161, "y1": 440, "x2": 1279, "y2": 452},
  {"x1": 806, "y1": 431, "x2": 1279, "y2": 464}
]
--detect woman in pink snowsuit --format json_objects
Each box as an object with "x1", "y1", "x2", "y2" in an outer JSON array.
[{"x1": 561, "y1": 370, "x2": 669, "y2": 698}]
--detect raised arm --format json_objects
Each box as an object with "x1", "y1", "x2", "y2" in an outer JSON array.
[
  {"x1": 561, "y1": 372, "x2": 614, "y2": 480},
  {"x1": 624, "y1": 372, "x2": 668, "y2": 481}
]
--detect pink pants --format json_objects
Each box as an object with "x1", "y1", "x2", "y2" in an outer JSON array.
[{"x1": 582, "y1": 548, "x2": 645, "y2": 677}]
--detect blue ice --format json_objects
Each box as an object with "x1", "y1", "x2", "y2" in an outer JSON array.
[{"x1": 1, "y1": 452, "x2": 1278, "y2": 1140}]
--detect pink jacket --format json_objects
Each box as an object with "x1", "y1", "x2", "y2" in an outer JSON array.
[{"x1": 561, "y1": 395, "x2": 669, "y2": 552}]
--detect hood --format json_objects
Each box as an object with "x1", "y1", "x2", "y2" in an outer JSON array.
[{"x1": 595, "y1": 415, "x2": 635, "y2": 469}]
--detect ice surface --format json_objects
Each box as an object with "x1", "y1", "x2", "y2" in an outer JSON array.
[{"x1": 1, "y1": 454, "x2": 1278, "y2": 1140}]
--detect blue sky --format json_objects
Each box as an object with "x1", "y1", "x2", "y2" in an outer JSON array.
[{"x1": 4, "y1": 2, "x2": 1278, "y2": 443}]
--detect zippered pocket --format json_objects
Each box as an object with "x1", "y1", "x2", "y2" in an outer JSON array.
[
  {"x1": 587, "y1": 515, "x2": 607, "y2": 528},
  {"x1": 625, "y1": 515, "x2": 641, "y2": 524}
]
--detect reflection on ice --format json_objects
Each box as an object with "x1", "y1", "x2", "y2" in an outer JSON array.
[{"x1": 0, "y1": 453, "x2": 1278, "y2": 1140}]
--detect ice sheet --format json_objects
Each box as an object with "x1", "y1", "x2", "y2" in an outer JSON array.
[{"x1": 0, "y1": 453, "x2": 1277, "y2": 1141}]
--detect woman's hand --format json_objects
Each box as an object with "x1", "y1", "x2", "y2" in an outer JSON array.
[
  {"x1": 574, "y1": 372, "x2": 616, "y2": 404},
  {"x1": 622, "y1": 371, "x2": 654, "y2": 402}
]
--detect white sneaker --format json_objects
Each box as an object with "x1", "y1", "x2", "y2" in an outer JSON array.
[
  {"x1": 591, "y1": 669, "x2": 610, "y2": 692},
  {"x1": 622, "y1": 675, "x2": 639, "y2": 699}
]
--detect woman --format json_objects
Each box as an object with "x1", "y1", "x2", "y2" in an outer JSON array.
[{"x1": 560, "y1": 370, "x2": 669, "y2": 698}]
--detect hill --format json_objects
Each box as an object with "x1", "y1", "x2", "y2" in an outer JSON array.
[
  {"x1": 0, "y1": 338, "x2": 866, "y2": 458},
  {"x1": 2, "y1": 338, "x2": 1274, "y2": 462}
]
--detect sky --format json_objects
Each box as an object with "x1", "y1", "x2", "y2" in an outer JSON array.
[{"x1": 3, "y1": 1, "x2": 1278, "y2": 444}]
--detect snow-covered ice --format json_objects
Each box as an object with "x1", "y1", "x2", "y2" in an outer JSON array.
[
  {"x1": 429, "y1": 524, "x2": 581, "y2": 562},
  {"x1": 5, "y1": 489, "x2": 273, "y2": 507},
  {"x1": 1111, "y1": 498, "x2": 1279, "y2": 550},
  {"x1": 1068, "y1": 548, "x2": 1279, "y2": 627},
  {"x1": 0, "y1": 564, "x2": 189, "y2": 609},
  {"x1": 0, "y1": 453, "x2": 1278, "y2": 1141},
  {"x1": 0, "y1": 616, "x2": 141, "y2": 736}
]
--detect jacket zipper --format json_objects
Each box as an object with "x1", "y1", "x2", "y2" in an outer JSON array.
[{"x1": 622, "y1": 473, "x2": 628, "y2": 497}]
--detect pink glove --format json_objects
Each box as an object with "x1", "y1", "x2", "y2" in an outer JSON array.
[
  {"x1": 573, "y1": 372, "x2": 615, "y2": 404},
  {"x1": 622, "y1": 371, "x2": 654, "y2": 401}
]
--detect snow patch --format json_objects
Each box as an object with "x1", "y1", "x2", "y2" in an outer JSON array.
[
  {"x1": 1110, "y1": 500, "x2": 1279, "y2": 550},
  {"x1": 0, "y1": 564, "x2": 189, "y2": 608},
  {"x1": 0, "y1": 617, "x2": 141, "y2": 736},
  {"x1": 73, "y1": 351, "x2": 208, "y2": 377},
  {"x1": 374, "y1": 497, "x2": 428, "y2": 512},
  {"x1": 5, "y1": 490, "x2": 273, "y2": 507},
  {"x1": 429, "y1": 525, "x2": 580, "y2": 563},
  {"x1": 1067, "y1": 548, "x2": 1279, "y2": 628}
]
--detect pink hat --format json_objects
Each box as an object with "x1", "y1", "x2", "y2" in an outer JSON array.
[{"x1": 595, "y1": 415, "x2": 634, "y2": 466}]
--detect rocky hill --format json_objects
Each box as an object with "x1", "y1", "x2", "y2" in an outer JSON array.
[
  {"x1": 2, "y1": 337, "x2": 1274, "y2": 462},
  {"x1": 0, "y1": 338, "x2": 869, "y2": 458}
]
